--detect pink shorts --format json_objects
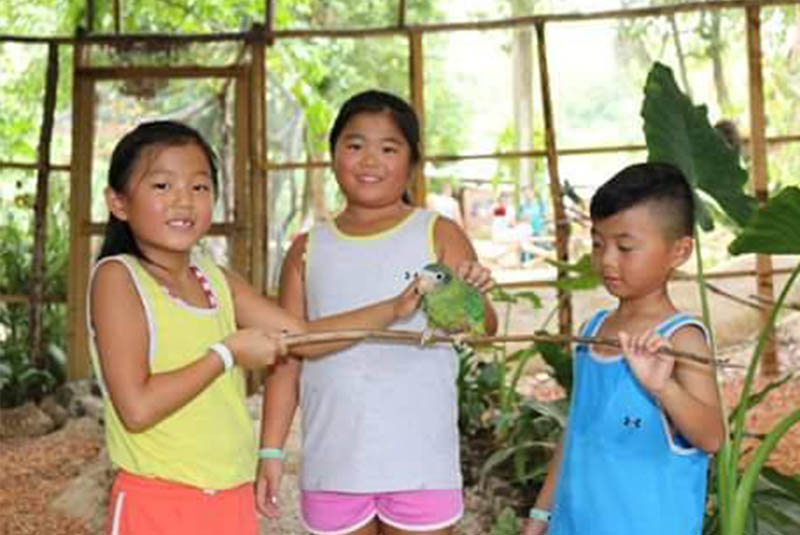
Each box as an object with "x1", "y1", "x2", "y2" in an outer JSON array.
[{"x1": 301, "y1": 489, "x2": 463, "y2": 535}]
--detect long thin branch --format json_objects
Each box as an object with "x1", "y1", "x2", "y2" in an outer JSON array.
[{"x1": 282, "y1": 329, "x2": 743, "y2": 368}]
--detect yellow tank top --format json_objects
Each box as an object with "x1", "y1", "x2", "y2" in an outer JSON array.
[{"x1": 87, "y1": 254, "x2": 256, "y2": 490}]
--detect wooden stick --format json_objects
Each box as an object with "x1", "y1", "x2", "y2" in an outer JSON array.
[{"x1": 281, "y1": 329, "x2": 743, "y2": 368}]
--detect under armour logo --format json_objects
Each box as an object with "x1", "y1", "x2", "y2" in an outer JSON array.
[{"x1": 623, "y1": 416, "x2": 642, "y2": 428}]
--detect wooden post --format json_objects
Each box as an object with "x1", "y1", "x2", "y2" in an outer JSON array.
[
  {"x1": 249, "y1": 31, "x2": 268, "y2": 293},
  {"x1": 408, "y1": 30, "x2": 426, "y2": 206},
  {"x1": 232, "y1": 69, "x2": 252, "y2": 279},
  {"x1": 28, "y1": 43, "x2": 59, "y2": 369},
  {"x1": 248, "y1": 29, "x2": 269, "y2": 393},
  {"x1": 535, "y1": 21, "x2": 572, "y2": 336},
  {"x1": 398, "y1": 0, "x2": 407, "y2": 27},
  {"x1": 67, "y1": 40, "x2": 95, "y2": 379},
  {"x1": 746, "y1": 5, "x2": 778, "y2": 375}
]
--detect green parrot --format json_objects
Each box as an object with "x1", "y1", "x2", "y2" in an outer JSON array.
[{"x1": 418, "y1": 262, "x2": 486, "y2": 339}]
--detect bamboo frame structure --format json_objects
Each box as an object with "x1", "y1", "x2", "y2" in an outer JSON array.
[
  {"x1": 746, "y1": 5, "x2": 779, "y2": 375},
  {"x1": 535, "y1": 20, "x2": 572, "y2": 338},
  {"x1": 2, "y1": 0, "x2": 799, "y2": 379}
]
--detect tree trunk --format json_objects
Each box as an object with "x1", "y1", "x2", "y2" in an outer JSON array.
[
  {"x1": 29, "y1": 44, "x2": 59, "y2": 370},
  {"x1": 511, "y1": 0, "x2": 536, "y2": 193}
]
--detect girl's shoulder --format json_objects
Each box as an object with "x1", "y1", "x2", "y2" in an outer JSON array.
[{"x1": 90, "y1": 254, "x2": 140, "y2": 292}]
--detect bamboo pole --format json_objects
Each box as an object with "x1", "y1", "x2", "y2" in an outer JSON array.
[
  {"x1": 398, "y1": 0, "x2": 407, "y2": 27},
  {"x1": 746, "y1": 4, "x2": 778, "y2": 376},
  {"x1": 0, "y1": 161, "x2": 71, "y2": 171},
  {"x1": 232, "y1": 70, "x2": 252, "y2": 278},
  {"x1": 279, "y1": 329, "x2": 742, "y2": 368},
  {"x1": 262, "y1": 132, "x2": 800, "y2": 171},
  {"x1": 408, "y1": 30, "x2": 426, "y2": 207},
  {"x1": 249, "y1": 29, "x2": 268, "y2": 294},
  {"x1": 28, "y1": 43, "x2": 59, "y2": 370},
  {"x1": 535, "y1": 21, "x2": 571, "y2": 337},
  {"x1": 3, "y1": 0, "x2": 800, "y2": 45},
  {"x1": 248, "y1": 28, "x2": 269, "y2": 395},
  {"x1": 77, "y1": 65, "x2": 243, "y2": 79},
  {"x1": 86, "y1": 221, "x2": 238, "y2": 236},
  {"x1": 66, "y1": 40, "x2": 94, "y2": 380},
  {"x1": 113, "y1": 0, "x2": 122, "y2": 34}
]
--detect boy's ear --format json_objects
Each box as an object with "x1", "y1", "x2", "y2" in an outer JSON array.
[
  {"x1": 670, "y1": 236, "x2": 694, "y2": 268},
  {"x1": 105, "y1": 187, "x2": 129, "y2": 221}
]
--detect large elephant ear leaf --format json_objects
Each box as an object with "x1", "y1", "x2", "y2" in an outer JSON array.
[
  {"x1": 729, "y1": 187, "x2": 800, "y2": 255},
  {"x1": 641, "y1": 62, "x2": 757, "y2": 230}
]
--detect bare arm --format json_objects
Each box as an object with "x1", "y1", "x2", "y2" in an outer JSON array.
[
  {"x1": 226, "y1": 240, "x2": 421, "y2": 359},
  {"x1": 260, "y1": 235, "x2": 307, "y2": 453},
  {"x1": 434, "y1": 217, "x2": 498, "y2": 335},
  {"x1": 90, "y1": 261, "x2": 279, "y2": 433},
  {"x1": 522, "y1": 435, "x2": 564, "y2": 534},
  {"x1": 657, "y1": 327, "x2": 724, "y2": 453},
  {"x1": 620, "y1": 326, "x2": 724, "y2": 453}
]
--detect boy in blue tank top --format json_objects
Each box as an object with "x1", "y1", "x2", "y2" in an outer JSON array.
[{"x1": 524, "y1": 162, "x2": 724, "y2": 535}]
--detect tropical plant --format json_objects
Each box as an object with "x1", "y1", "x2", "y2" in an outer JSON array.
[
  {"x1": 641, "y1": 61, "x2": 800, "y2": 535},
  {"x1": 0, "y1": 186, "x2": 68, "y2": 408}
]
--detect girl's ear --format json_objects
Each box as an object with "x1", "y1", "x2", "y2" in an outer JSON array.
[
  {"x1": 669, "y1": 236, "x2": 694, "y2": 268},
  {"x1": 105, "y1": 187, "x2": 129, "y2": 221}
]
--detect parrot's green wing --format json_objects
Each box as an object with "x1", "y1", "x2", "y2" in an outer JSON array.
[
  {"x1": 422, "y1": 278, "x2": 485, "y2": 336},
  {"x1": 462, "y1": 281, "x2": 486, "y2": 336}
]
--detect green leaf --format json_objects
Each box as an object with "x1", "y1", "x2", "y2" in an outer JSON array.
[
  {"x1": 728, "y1": 373, "x2": 794, "y2": 424},
  {"x1": 490, "y1": 507, "x2": 521, "y2": 535},
  {"x1": 641, "y1": 62, "x2": 757, "y2": 230},
  {"x1": 545, "y1": 254, "x2": 601, "y2": 292},
  {"x1": 535, "y1": 336, "x2": 572, "y2": 393},
  {"x1": 729, "y1": 187, "x2": 800, "y2": 255}
]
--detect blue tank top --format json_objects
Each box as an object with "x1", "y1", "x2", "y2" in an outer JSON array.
[{"x1": 550, "y1": 309, "x2": 710, "y2": 535}]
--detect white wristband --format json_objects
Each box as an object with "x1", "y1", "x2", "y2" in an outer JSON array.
[{"x1": 210, "y1": 343, "x2": 234, "y2": 372}]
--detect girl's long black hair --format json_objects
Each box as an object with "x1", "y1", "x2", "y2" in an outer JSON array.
[{"x1": 97, "y1": 121, "x2": 219, "y2": 261}]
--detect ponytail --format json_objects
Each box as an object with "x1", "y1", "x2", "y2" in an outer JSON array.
[{"x1": 97, "y1": 214, "x2": 145, "y2": 261}]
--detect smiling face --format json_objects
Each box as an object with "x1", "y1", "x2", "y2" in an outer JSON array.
[
  {"x1": 332, "y1": 110, "x2": 413, "y2": 209},
  {"x1": 106, "y1": 142, "x2": 214, "y2": 260},
  {"x1": 590, "y1": 202, "x2": 692, "y2": 300}
]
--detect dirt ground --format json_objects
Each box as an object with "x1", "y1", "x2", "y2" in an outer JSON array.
[{"x1": 2, "y1": 254, "x2": 800, "y2": 534}]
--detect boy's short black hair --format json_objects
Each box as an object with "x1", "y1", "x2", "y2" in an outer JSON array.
[{"x1": 590, "y1": 162, "x2": 695, "y2": 239}]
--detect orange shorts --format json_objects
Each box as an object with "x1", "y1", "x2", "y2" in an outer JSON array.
[{"x1": 106, "y1": 470, "x2": 258, "y2": 535}]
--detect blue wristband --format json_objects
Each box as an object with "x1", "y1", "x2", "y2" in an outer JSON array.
[
  {"x1": 258, "y1": 448, "x2": 286, "y2": 461},
  {"x1": 528, "y1": 508, "x2": 551, "y2": 522}
]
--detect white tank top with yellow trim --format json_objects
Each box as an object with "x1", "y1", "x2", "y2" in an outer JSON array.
[
  {"x1": 86, "y1": 254, "x2": 256, "y2": 490},
  {"x1": 302, "y1": 209, "x2": 462, "y2": 492}
]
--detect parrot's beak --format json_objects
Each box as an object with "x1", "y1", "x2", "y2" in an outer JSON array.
[{"x1": 417, "y1": 272, "x2": 436, "y2": 294}]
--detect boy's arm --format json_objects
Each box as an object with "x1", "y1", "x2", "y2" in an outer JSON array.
[
  {"x1": 434, "y1": 217, "x2": 498, "y2": 334},
  {"x1": 657, "y1": 326, "x2": 725, "y2": 453},
  {"x1": 522, "y1": 435, "x2": 564, "y2": 535},
  {"x1": 620, "y1": 326, "x2": 724, "y2": 453}
]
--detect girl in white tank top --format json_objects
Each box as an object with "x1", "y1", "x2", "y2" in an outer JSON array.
[{"x1": 259, "y1": 90, "x2": 498, "y2": 535}]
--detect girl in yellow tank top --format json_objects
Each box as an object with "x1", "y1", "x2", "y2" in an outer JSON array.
[{"x1": 89, "y1": 121, "x2": 423, "y2": 535}]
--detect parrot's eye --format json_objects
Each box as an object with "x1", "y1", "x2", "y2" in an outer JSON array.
[{"x1": 436, "y1": 273, "x2": 444, "y2": 280}]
